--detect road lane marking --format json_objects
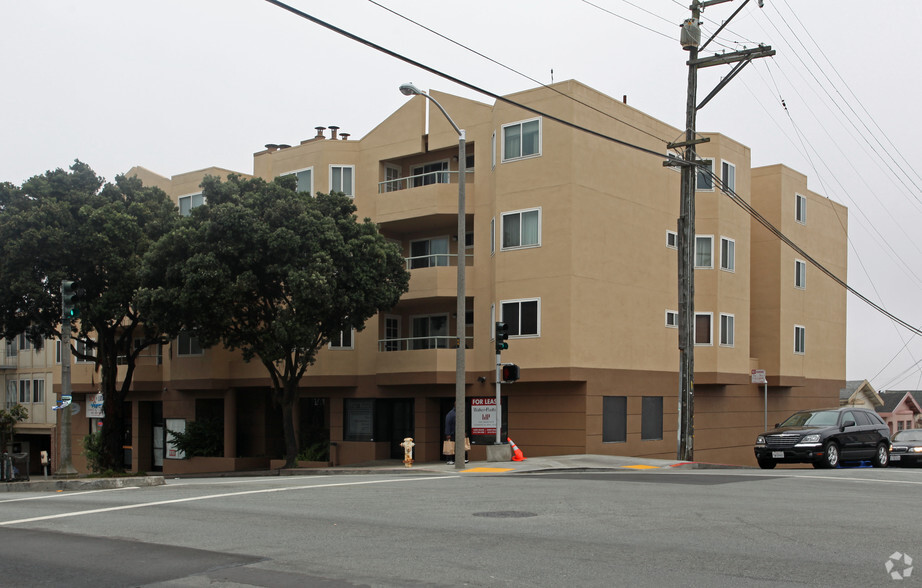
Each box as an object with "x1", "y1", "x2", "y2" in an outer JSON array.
[
  {"x1": 0, "y1": 475, "x2": 458, "y2": 527},
  {"x1": 621, "y1": 464, "x2": 661, "y2": 470},
  {"x1": 461, "y1": 467, "x2": 514, "y2": 473},
  {"x1": 0, "y1": 487, "x2": 138, "y2": 504}
]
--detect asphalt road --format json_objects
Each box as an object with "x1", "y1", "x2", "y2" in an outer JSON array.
[{"x1": 0, "y1": 466, "x2": 918, "y2": 587}]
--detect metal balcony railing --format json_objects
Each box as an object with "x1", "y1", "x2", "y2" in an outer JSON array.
[
  {"x1": 405, "y1": 253, "x2": 473, "y2": 270},
  {"x1": 378, "y1": 169, "x2": 473, "y2": 193},
  {"x1": 377, "y1": 336, "x2": 473, "y2": 352}
]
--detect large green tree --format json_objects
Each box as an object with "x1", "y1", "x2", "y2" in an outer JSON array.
[
  {"x1": 0, "y1": 161, "x2": 179, "y2": 471},
  {"x1": 138, "y1": 174, "x2": 409, "y2": 467}
]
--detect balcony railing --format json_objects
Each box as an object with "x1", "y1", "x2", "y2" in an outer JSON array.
[
  {"x1": 377, "y1": 336, "x2": 473, "y2": 352},
  {"x1": 405, "y1": 253, "x2": 473, "y2": 270},
  {"x1": 116, "y1": 352, "x2": 163, "y2": 366},
  {"x1": 378, "y1": 170, "x2": 473, "y2": 194}
]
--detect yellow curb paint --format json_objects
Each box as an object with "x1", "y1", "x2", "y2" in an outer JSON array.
[
  {"x1": 621, "y1": 464, "x2": 661, "y2": 470},
  {"x1": 460, "y1": 467, "x2": 514, "y2": 473}
]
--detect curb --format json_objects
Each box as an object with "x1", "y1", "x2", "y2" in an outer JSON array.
[{"x1": 0, "y1": 476, "x2": 165, "y2": 493}]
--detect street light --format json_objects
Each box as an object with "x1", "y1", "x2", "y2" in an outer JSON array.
[{"x1": 400, "y1": 82, "x2": 467, "y2": 470}]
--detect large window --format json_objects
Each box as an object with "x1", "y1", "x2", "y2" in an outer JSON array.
[
  {"x1": 720, "y1": 313, "x2": 735, "y2": 347},
  {"x1": 343, "y1": 399, "x2": 375, "y2": 442},
  {"x1": 696, "y1": 159, "x2": 714, "y2": 191},
  {"x1": 409, "y1": 237, "x2": 449, "y2": 269},
  {"x1": 695, "y1": 235, "x2": 713, "y2": 269},
  {"x1": 6, "y1": 381, "x2": 16, "y2": 408},
  {"x1": 794, "y1": 325, "x2": 806, "y2": 354},
  {"x1": 795, "y1": 193, "x2": 806, "y2": 224},
  {"x1": 720, "y1": 237, "x2": 735, "y2": 272},
  {"x1": 721, "y1": 160, "x2": 735, "y2": 193},
  {"x1": 179, "y1": 193, "x2": 204, "y2": 217},
  {"x1": 795, "y1": 259, "x2": 806, "y2": 289},
  {"x1": 641, "y1": 397, "x2": 664, "y2": 441},
  {"x1": 19, "y1": 379, "x2": 30, "y2": 403},
  {"x1": 176, "y1": 332, "x2": 203, "y2": 356},
  {"x1": 289, "y1": 167, "x2": 313, "y2": 193},
  {"x1": 502, "y1": 118, "x2": 541, "y2": 162},
  {"x1": 602, "y1": 396, "x2": 627, "y2": 443},
  {"x1": 75, "y1": 338, "x2": 96, "y2": 363},
  {"x1": 501, "y1": 299, "x2": 540, "y2": 337},
  {"x1": 411, "y1": 315, "x2": 449, "y2": 350},
  {"x1": 412, "y1": 161, "x2": 448, "y2": 187},
  {"x1": 695, "y1": 313, "x2": 712, "y2": 345},
  {"x1": 329, "y1": 328, "x2": 354, "y2": 350},
  {"x1": 330, "y1": 165, "x2": 354, "y2": 197},
  {"x1": 501, "y1": 208, "x2": 541, "y2": 249}
]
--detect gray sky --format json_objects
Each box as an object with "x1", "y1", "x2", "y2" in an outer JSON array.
[{"x1": 3, "y1": 1, "x2": 920, "y2": 390}]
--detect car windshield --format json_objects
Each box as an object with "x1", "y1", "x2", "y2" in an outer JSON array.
[
  {"x1": 892, "y1": 430, "x2": 922, "y2": 442},
  {"x1": 779, "y1": 410, "x2": 840, "y2": 427}
]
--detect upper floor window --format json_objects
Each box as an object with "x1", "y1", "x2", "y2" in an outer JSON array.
[
  {"x1": 666, "y1": 230, "x2": 677, "y2": 249},
  {"x1": 5, "y1": 381, "x2": 15, "y2": 408},
  {"x1": 720, "y1": 313, "x2": 735, "y2": 347},
  {"x1": 795, "y1": 259, "x2": 806, "y2": 289},
  {"x1": 412, "y1": 161, "x2": 449, "y2": 187},
  {"x1": 383, "y1": 165, "x2": 401, "y2": 193},
  {"x1": 794, "y1": 325, "x2": 806, "y2": 354},
  {"x1": 5, "y1": 340, "x2": 16, "y2": 357},
  {"x1": 721, "y1": 161, "x2": 735, "y2": 193},
  {"x1": 330, "y1": 165, "x2": 354, "y2": 197},
  {"x1": 289, "y1": 167, "x2": 313, "y2": 194},
  {"x1": 329, "y1": 328, "x2": 354, "y2": 350},
  {"x1": 795, "y1": 193, "x2": 806, "y2": 224},
  {"x1": 32, "y1": 378, "x2": 44, "y2": 403},
  {"x1": 501, "y1": 298, "x2": 540, "y2": 337},
  {"x1": 75, "y1": 338, "x2": 96, "y2": 363},
  {"x1": 491, "y1": 131, "x2": 497, "y2": 170},
  {"x1": 18, "y1": 333, "x2": 31, "y2": 351},
  {"x1": 502, "y1": 118, "x2": 541, "y2": 162},
  {"x1": 694, "y1": 312, "x2": 712, "y2": 345},
  {"x1": 19, "y1": 379, "x2": 30, "y2": 403},
  {"x1": 665, "y1": 310, "x2": 678, "y2": 328},
  {"x1": 501, "y1": 208, "x2": 541, "y2": 250},
  {"x1": 179, "y1": 193, "x2": 204, "y2": 217},
  {"x1": 720, "y1": 237, "x2": 735, "y2": 272},
  {"x1": 409, "y1": 237, "x2": 449, "y2": 269},
  {"x1": 695, "y1": 235, "x2": 713, "y2": 269},
  {"x1": 176, "y1": 332, "x2": 203, "y2": 356},
  {"x1": 696, "y1": 159, "x2": 714, "y2": 191}
]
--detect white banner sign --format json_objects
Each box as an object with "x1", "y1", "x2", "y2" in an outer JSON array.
[
  {"x1": 87, "y1": 393, "x2": 105, "y2": 418},
  {"x1": 470, "y1": 397, "x2": 497, "y2": 435}
]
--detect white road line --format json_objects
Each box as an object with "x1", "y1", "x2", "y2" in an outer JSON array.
[
  {"x1": 686, "y1": 470, "x2": 922, "y2": 485},
  {"x1": 0, "y1": 487, "x2": 138, "y2": 504},
  {"x1": 0, "y1": 475, "x2": 458, "y2": 527}
]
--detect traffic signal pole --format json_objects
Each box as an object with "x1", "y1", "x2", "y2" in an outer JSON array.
[{"x1": 57, "y1": 281, "x2": 78, "y2": 476}]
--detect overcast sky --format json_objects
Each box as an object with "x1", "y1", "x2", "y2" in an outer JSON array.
[{"x1": 3, "y1": 1, "x2": 920, "y2": 390}]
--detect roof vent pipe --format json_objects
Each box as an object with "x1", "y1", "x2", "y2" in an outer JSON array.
[
  {"x1": 328, "y1": 125, "x2": 339, "y2": 140},
  {"x1": 340, "y1": 133, "x2": 350, "y2": 141},
  {"x1": 315, "y1": 126, "x2": 326, "y2": 139},
  {"x1": 264, "y1": 144, "x2": 279, "y2": 153}
]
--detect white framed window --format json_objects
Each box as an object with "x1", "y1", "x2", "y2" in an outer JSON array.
[
  {"x1": 330, "y1": 165, "x2": 355, "y2": 197},
  {"x1": 409, "y1": 236, "x2": 449, "y2": 269},
  {"x1": 694, "y1": 313, "x2": 712, "y2": 346},
  {"x1": 75, "y1": 338, "x2": 96, "y2": 363},
  {"x1": 720, "y1": 237, "x2": 735, "y2": 272},
  {"x1": 411, "y1": 161, "x2": 449, "y2": 187},
  {"x1": 32, "y1": 378, "x2": 44, "y2": 403},
  {"x1": 287, "y1": 167, "x2": 313, "y2": 194},
  {"x1": 329, "y1": 328, "x2": 354, "y2": 350},
  {"x1": 176, "y1": 332, "x2": 203, "y2": 356},
  {"x1": 795, "y1": 193, "x2": 806, "y2": 224},
  {"x1": 719, "y1": 313, "x2": 735, "y2": 347},
  {"x1": 501, "y1": 118, "x2": 541, "y2": 162},
  {"x1": 695, "y1": 159, "x2": 714, "y2": 191},
  {"x1": 19, "y1": 379, "x2": 30, "y2": 403},
  {"x1": 721, "y1": 160, "x2": 736, "y2": 193},
  {"x1": 665, "y1": 310, "x2": 678, "y2": 328},
  {"x1": 178, "y1": 192, "x2": 204, "y2": 217},
  {"x1": 501, "y1": 208, "x2": 541, "y2": 250},
  {"x1": 491, "y1": 131, "x2": 496, "y2": 170},
  {"x1": 794, "y1": 325, "x2": 806, "y2": 354},
  {"x1": 500, "y1": 298, "x2": 540, "y2": 337},
  {"x1": 5, "y1": 340, "x2": 16, "y2": 357},
  {"x1": 6, "y1": 381, "x2": 16, "y2": 408},
  {"x1": 18, "y1": 333, "x2": 31, "y2": 351},
  {"x1": 490, "y1": 217, "x2": 496, "y2": 256},
  {"x1": 666, "y1": 230, "x2": 677, "y2": 249},
  {"x1": 794, "y1": 259, "x2": 806, "y2": 289},
  {"x1": 695, "y1": 235, "x2": 713, "y2": 269},
  {"x1": 383, "y1": 316, "x2": 401, "y2": 352},
  {"x1": 383, "y1": 165, "x2": 401, "y2": 193}
]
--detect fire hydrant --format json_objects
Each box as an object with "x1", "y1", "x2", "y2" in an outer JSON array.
[{"x1": 400, "y1": 437, "x2": 415, "y2": 468}]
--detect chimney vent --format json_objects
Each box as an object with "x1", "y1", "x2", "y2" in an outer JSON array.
[
  {"x1": 328, "y1": 125, "x2": 340, "y2": 140},
  {"x1": 264, "y1": 143, "x2": 279, "y2": 153},
  {"x1": 278, "y1": 144, "x2": 291, "y2": 149},
  {"x1": 623, "y1": 95, "x2": 628, "y2": 104},
  {"x1": 340, "y1": 132, "x2": 350, "y2": 141},
  {"x1": 315, "y1": 126, "x2": 326, "y2": 139}
]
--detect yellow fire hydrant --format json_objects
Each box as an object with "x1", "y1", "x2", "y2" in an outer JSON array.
[{"x1": 400, "y1": 437, "x2": 415, "y2": 468}]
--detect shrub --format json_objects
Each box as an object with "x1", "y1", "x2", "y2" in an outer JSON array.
[{"x1": 167, "y1": 418, "x2": 223, "y2": 458}]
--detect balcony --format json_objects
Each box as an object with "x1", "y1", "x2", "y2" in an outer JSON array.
[
  {"x1": 116, "y1": 351, "x2": 164, "y2": 390},
  {"x1": 376, "y1": 170, "x2": 474, "y2": 234},
  {"x1": 403, "y1": 254, "x2": 474, "y2": 300},
  {"x1": 375, "y1": 336, "x2": 473, "y2": 384}
]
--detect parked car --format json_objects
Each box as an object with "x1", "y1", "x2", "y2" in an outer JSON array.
[
  {"x1": 889, "y1": 430, "x2": 922, "y2": 467},
  {"x1": 754, "y1": 407, "x2": 890, "y2": 469}
]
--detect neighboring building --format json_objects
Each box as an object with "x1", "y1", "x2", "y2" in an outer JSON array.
[
  {"x1": 57, "y1": 80, "x2": 847, "y2": 472},
  {"x1": 877, "y1": 391, "x2": 922, "y2": 434},
  {"x1": 840, "y1": 379, "x2": 883, "y2": 409}
]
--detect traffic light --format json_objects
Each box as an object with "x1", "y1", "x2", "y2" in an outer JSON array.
[
  {"x1": 61, "y1": 280, "x2": 84, "y2": 319},
  {"x1": 495, "y1": 322, "x2": 509, "y2": 352},
  {"x1": 501, "y1": 363, "x2": 520, "y2": 383}
]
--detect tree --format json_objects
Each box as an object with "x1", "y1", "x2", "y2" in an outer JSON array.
[
  {"x1": 139, "y1": 174, "x2": 409, "y2": 467},
  {"x1": 0, "y1": 404, "x2": 28, "y2": 453},
  {"x1": 0, "y1": 161, "x2": 179, "y2": 471}
]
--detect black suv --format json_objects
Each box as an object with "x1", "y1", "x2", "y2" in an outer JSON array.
[{"x1": 754, "y1": 407, "x2": 890, "y2": 469}]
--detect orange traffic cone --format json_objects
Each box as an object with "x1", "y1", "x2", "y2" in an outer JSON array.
[{"x1": 508, "y1": 437, "x2": 526, "y2": 461}]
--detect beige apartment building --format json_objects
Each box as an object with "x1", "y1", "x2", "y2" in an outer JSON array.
[
  {"x1": 57, "y1": 80, "x2": 846, "y2": 473},
  {"x1": 2, "y1": 335, "x2": 57, "y2": 475}
]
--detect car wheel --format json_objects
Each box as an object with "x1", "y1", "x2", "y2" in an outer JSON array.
[
  {"x1": 820, "y1": 441, "x2": 840, "y2": 468},
  {"x1": 872, "y1": 443, "x2": 889, "y2": 468},
  {"x1": 757, "y1": 458, "x2": 776, "y2": 470}
]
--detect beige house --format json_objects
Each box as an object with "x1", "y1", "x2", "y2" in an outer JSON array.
[
  {"x1": 2, "y1": 335, "x2": 57, "y2": 475},
  {"x1": 58, "y1": 80, "x2": 847, "y2": 472}
]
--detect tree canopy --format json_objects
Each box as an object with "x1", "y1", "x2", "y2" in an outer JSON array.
[{"x1": 139, "y1": 174, "x2": 409, "y2": 465}]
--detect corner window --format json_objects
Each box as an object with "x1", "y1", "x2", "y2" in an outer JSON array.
[
  {"x1": 501, "y1": 299, "x2": 540, "y2": 337},
  {"x1": 721, "y1": 160, "x2": 736, "y2": 193},
  {"x1": 720, "y1": 313, "x2": 735, "y2": 347},
  {"x1": 501, "y1": 208, "x2": 541, "y2": 249},
  {"x1": 330, "y1": 165, "x2": 355, "y2": 197},
  {"x1": 666, "y1": 230, "x2": 677, "y2": 249},
  {"x1": 602, "y1": 396, "x2": 627, "y2": 443},
  {"x1": 641, "y1": 397, "x2": 663, "y2": 441},
  {"x1": 665, "y1": 310, "x2": 678, "y2": 328},
  {"x1": 720, "y1": 237, "x2": 735, "y2": 272},
  {"x1": 502, "y1": 118, "x2": 541, "y2": 162},
  {"x1": 795, "y1": 193, "x2": 806, "y2": 224},
  {"x1": 289, "y1": 167, "x2": 313, "y2": 194},
  {"x1": 696, "y1": 159, "x2": 714, "y2": 191},
  {"x1": 794, "y1": 325, "x2": 805, "y2": 354},
  {"x1": 176, "y1": 332, "x2": 203, "y2": 356},
  {"x1": 695, "y1": 235, "x2": 713, "y2": 269},
  {"x1": 179, "y1": 193, "x2": 204, "y2": 217},
  {"x1": 795, "y1": 259, "x2": 806, "y2": 289},
  {"x1": 694, "y1": 313, "x2": 712, "y2": 346},
  {"x1": 330, "y1": 328, "x2": 354, "y2": 350}
]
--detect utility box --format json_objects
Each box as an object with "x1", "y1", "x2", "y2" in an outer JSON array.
[{"x1": 486, "y1": 443, "x2": 511, "y2": 462}]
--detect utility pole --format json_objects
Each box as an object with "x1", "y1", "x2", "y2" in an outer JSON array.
[
  {"x1": 669, "y1": 0, "x2": 773, "y2": 461},
  {"x1": 56, "y1": 280, "x2": 79, "y2": 476}
]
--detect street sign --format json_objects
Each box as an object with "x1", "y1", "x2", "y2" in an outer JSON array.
[{"x1": 751, "y1": 369, "x2": 767, "y2": 384}]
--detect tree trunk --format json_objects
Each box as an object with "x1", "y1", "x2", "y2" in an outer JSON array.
[
  {"x1": 97, "y1": 333, "x2": 128, "y2": 472},
  {"x1": 280, "y1": 381, "x2": 299, "y2": 468}
]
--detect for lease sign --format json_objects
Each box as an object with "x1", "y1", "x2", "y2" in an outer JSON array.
[{"x1": 470, "y1": 397, "x2": 497, "y2": 435}]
